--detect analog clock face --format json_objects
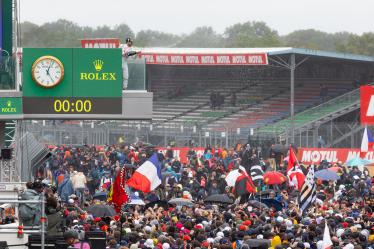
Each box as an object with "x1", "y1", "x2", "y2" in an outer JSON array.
[{"x1": 31, "y1": 55, "x2": 64, "y2": 88}]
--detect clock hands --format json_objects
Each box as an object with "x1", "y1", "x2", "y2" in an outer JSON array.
[{"x1": 46, "y1": 60, "x2": 54, "y2": 75}]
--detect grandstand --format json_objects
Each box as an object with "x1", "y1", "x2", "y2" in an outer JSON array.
[
  {"x1": 27, "y1": 48, "x2": 374, "y2": 148},
  {"x1": 142, "y1": 47, "x2": 374, "y2": 146}
]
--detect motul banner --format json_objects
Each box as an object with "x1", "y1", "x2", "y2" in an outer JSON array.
[
  {"x1": 298, "y1": 148, "x2": 374, "y2": 165},
  {"x1": 81, "y1": 38, "x2": 120, "y2": 48},
  {"x1": 139, "y1": 53, "x2": 268, "y2": 65},
  {"x1": 158, "y1": 147, "x2": 374, "y2": 165},
  {"x1": 360, "y1": 85, "x2": 374, "y2": 125}
]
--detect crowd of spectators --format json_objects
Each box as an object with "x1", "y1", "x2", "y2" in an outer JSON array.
[{"x1": 17, "y1": 143, "x2": 374, "y2": 249}]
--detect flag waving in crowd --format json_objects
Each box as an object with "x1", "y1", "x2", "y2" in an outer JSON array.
[
  {"x1": 233, "y1": 167, "x2": 256, "y2": 197},
  {"x1": 360, "y1": 126, "x2": 374, "y2": 158},
  {"x1": 250, "y1": 165, "x2": 264, "y2": 183},
  {"x1": 322, "y1": 221, "x2": 333, "y2": 249},
  {"x1": 109, "y1": 168, "x2": 130, "y2": 213},
  {"x1": 127, "y1": 153, "x2": 162, "y2": 193},
  {"x1": 287, "y1": 145, "x2": 305, "y2": 190},
  {"x1": 298, "y1": 165, "x2": 317, "y2": 214}
]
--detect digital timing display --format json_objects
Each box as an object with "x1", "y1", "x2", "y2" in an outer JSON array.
[{"x1": 23, "y1": 97, "x2": 122, "y2": 114}]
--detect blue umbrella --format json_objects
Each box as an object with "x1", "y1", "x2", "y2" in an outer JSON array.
[
  {"x1": 259, "y1": 199, "x2": 283, "y2": 211},
  {"x1": 315, "y1": 169, "x2": 340, "y2": 181},
  {"x1": 345, "y1": 157, "x2": 372, "y2": 167}
]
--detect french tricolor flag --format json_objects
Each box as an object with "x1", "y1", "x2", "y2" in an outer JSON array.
[
  {"x1": 127, "y1": 153, "x2": 162, "y2": 193},
  {"x1": 360, "y1": 126, "x2": 374, "y2": 158}
]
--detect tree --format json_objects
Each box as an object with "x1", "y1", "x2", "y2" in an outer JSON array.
[
  {"x1": 114, "y1": 23, "x2": 135, "y2": 43},
  {"x1": 136, "y1": 30, "x2": 180, "y2": 47},
  {"x1": 281, "y1": 29, "x2": 335, "y2": 50},
  {"x1": 224, "y1": 21, "x2": 280, "y2": 47},
  {"x1": 176, "y1": 26, "x2": 223, "y2": 48}
]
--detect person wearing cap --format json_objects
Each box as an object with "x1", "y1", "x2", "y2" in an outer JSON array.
[
  {"x1": 64, "y1": 229, "x2": 90, "y2": 249},
  {"x1": 122, "y1": 37, "x2": 140, "y2": 90}
]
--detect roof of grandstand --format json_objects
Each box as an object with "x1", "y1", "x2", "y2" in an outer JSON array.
[{"x1": 141, "y1": 47, "x2": 374, "y2": 62}]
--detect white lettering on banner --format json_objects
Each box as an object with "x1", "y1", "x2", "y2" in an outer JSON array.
[
  {"x1": 366, "y1": 95, "x2": 374, "y2": 116},
  {"x1": 248, "y1": 55, "x2": 263, "y2": 64},
  {"x1": 217, "y1": 56, "x2": 230, "y2": 64},
  {"x1": 347, "y1": 151, "x2": 360, "y2": 161},
  {"x1": 201, "y1": 56, "x2": 215, "y2": 64},
  {"x1": 156, "y1": 55, "x2": 170, "y2": 64},
  {"x1": 186, "y1": 56, "x2": 200, "y2": 64},
  {"x1": 143, "y1": 55, "x2": 155, "y2": 63},
  {"x1": 232, "y1": 55, "x2": 247, "y2": 64},
  {"x1": 84, "y1": 43, "x2": 116, "y2": 48},
  {"x1": 170, "y1": 55, "x2": 184, "y2": 64},
  {"x1": 365, "y1": 151, "x2": 374, "y2": 161},
  {"x1": 301, "y1": 150, "x2": 338, "y2": 163}
]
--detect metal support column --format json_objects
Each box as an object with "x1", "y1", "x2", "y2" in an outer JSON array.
[{"x1": 290, "y1": 54, "x2": 296, "y2": 143}]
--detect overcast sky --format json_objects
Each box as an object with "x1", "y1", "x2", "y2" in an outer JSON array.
[{"x1": 20, "y1": 0, "x2": 374, "y2": 35}]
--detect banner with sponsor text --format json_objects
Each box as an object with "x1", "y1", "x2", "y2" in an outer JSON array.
[
  {"x1": 139, "y1": 53, "x2": 268, "y2": 65},
  {"x1": 157, "y1": 147, "x2": 374, "y2": 165},
  {"x1": 298, "y1": 148, "x2": 374, "y2": 165}
]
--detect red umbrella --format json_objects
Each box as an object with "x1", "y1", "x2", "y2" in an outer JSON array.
[{"x1": 263, "y1": 171, "x2": 286, "y2": 185}]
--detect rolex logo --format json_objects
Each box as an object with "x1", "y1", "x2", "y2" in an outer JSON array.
[
  {"x1": 93, "y1": 59, "x2": 104, "y2": 71},
  {"x1": 6, "y1": 101, "x2": 11, "y2": 107}
]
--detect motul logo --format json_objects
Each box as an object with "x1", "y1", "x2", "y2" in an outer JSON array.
[{"x1": 360, "y1": 86, "x2": 374, "y2": 124}]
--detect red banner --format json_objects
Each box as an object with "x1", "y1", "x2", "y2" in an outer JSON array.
[
  {"x1": 298, "y1": 148, "x2": 374, "y2": 164},
  {"x1": 80, "y1": 38, "x2": 120, "y2": 48},
  {"x1": 158, "y1": 147, "x2": 374, "y2": 166},
  {"x1": 139, "y1": 53, "x2": 268, "y2": 65},
  {"x1": 157, "y1": 147, "x2": 205, "y2": 164},
  {"x1": 360, "y1": 85, "x2": 374, "y2": 125}
]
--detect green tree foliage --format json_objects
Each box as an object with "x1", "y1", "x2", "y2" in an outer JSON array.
[
  {"x1": 176, "y1": 26, "x2": 223, "y2": 48},
  {"x1": 19, "y1": 19, "x2": 374, "y2": 56},
  {"x1": 224, "y1": 21, "x2": 281, "y2": 47},
  {"x1": 136, "y1": 30, "x2": 180, "y2": 47}
]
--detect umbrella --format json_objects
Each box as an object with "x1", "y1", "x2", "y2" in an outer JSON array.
[
  {"x1": 225, "y1": 169, "x2": 241, "y2": 187},
  {"x1": 329, "y1": 166, "x2": 344, "y2": 172},
  {"x1": 92, "y1": 192, "x2": 108, "y2": 201},
  {"x1": 145, "y1": 200, "x2": 169, "y2": 209},
  {"x1": 168, "y1": 198, "x2": 194, "y2": 207},
  {"x1": 345, "y1": 157, "x2": 372, "y2": 167},
  {"x1": 260, "y1": 199, "x2": 283, "y2": 211},
  {"x1": 271, "y1": 144, "x2": 285, "y2": 153},
  {"x1": 129, "y1": 195, "x2": 145, "y2": 206},
  {"x1": 248, "y1": 200, "x2": 268, "y2": 209},
  {"x1": 205, "y1": 194, "x2": 233, "y2": 204},
  {"x1": 315, "y1": 169, "x2": 340, "y2": 181},
  {"x1": 244, "y1": 239, "x2": 270, "y2": 247},
  {"x1": 263, "y1": 171, "x2": 286, "y2": 185},
  {"x1": 87, "y1": 204, "x2": 117, "y2": 217}
]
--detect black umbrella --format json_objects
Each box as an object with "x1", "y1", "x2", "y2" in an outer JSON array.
[
  {"x1": 144, "y1": 200, "x2": 169, "y2": 209},
  {"x1": 248, "y1": 200, "x2": 268, "y2": 209},
  {"x1": 205, "y1": 194, "x2": 233, "y2": 204},
  {"x1": 244, "y1": 239, "x2": 270, "y2": 247},
  {"x1": 271, "y1": 144, "x2": 286, "y2": 153},
  {"x1": 92, "y1": 192, "x2": 108, "y2": 201},
  {"x1": 87, "y1": 204, "x2": 117, "y2": 217}
]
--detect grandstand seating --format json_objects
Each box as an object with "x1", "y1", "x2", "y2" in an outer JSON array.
[
  {"x1": 256, "y1": 85, "x2": 361, "y2": 136},
  {"x1": 151, "y1": 77, "x2": 354, "y2": 133}
]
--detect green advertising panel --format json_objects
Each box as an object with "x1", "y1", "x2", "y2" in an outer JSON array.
[
  {"x1": 22, "y1": 48, "x2": 123, "y2": 116},
  {"x1": 73, "y1": 48, "x2": 122, "y2": 97},
  {"x1": 22, "y1": 48, "x2": 73, "y2": 97},
  {"x1": 0, "y1": 97, "x2": 22, "y2": 115}
]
